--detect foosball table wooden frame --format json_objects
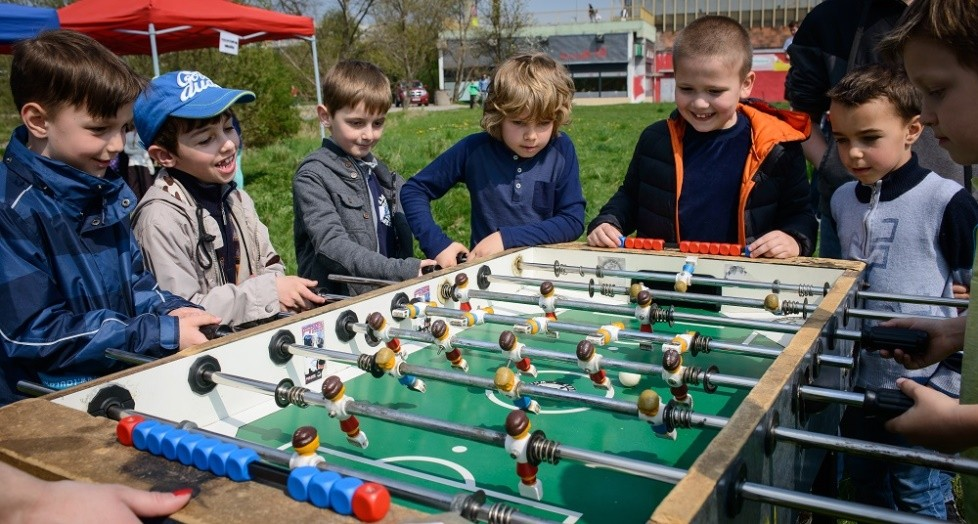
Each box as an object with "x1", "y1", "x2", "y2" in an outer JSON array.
[{"x1": 0, "y1": 243, "x2": 872, "y2": 523}]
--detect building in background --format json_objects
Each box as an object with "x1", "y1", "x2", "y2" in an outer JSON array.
[{"x1": 439, "y1": 0, "x2": 822, "y2": 103}]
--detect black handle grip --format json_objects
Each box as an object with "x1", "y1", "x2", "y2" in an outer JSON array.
[
  {"x1": 456, "y1": 252, "x2": 468, "y2": 264},
  {"x1": 863, "y1": 388, "x2": 915, "y2": 419},
  {"x1": 200, "y1": 324, "x2": 232, "y2": 340},
  {"x1": 422, "y1": 264, "x2": 442, "y2": 275},
  {"x1": 860, "y1": 326, "x2": 929, "y2": 355}
]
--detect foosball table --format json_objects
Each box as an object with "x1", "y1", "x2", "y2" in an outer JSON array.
[{"x1": 1, "y1": 243, "x2": 972, "y2": 523}]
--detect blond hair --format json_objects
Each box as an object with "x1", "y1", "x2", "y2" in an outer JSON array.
[
  {"x1": 673, "y1": 15, "x2": 752, "y2": 79},
  {"x1": 481, "y1": 53, "x2": 575, "y2": 140}
]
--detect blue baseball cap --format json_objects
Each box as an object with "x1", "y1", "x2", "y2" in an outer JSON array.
[{"x1": 134, "y1": 71, "x2": 255, "y2": 147}]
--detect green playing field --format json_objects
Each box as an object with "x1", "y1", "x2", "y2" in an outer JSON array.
[{"x1": 236, "y1": 308, "x2": 779, "y2": 523}]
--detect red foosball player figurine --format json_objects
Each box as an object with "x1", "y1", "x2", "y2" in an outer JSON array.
[
  {"x1": 636, "y1": 389, "x2": 676, "y2": 440},
  {"x1": 661, "y1": 332, "x2": 694, "y2": 408},
  {"x1": 538, "y1": 281, "x2": 558, "y2": 321},
  {"x1": 365, "y1": 312, "x2": 403, "y2": 355},
  {"x1": 503, "y1": 409, "x2": 544, "y2": 500},
  {"x1": 289, "y1": 426, "x2": 326, "y2": 469},
  {"x1": 633, "y1": 288, "x2": 654, "y2": 333},
  {"x1": 453, "y1": 273, "x2": 472, "y2": 312},
  {"x1": 576, "y1": 340, "x2": 611, "y2": 389},
  {"x1": 498, "y1": 330, "x2": 538, "y2": 377},
  {"x1": 494, "y1": 367, "x2": 541, "y2": 414},
  {"x1": 321, "y1": 376, "x2": 369, "y2": 449},
  {"x1": 374, "y1": 347, "x2": 426, "y2": 393},
  {"x1": 430, "y1": 320, "x2": 469, "y2": 372}
]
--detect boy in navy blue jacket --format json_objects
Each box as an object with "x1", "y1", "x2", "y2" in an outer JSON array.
[
  {"x1": 401, "y1": 53, "x2": 586, "y2": 269},
  {"x1": 0, "y1": 31, "x2": 218, "y2": 406}
]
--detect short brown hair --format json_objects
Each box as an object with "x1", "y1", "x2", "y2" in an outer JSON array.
[
  {"x1": 481, "y1": 52, "x2": 575, "y2": 140},
  {"x1": 321, "y1": 60, "x2": 392, "y2": 115},
  {"x1": 153, "y1": 109, "x2": 236, "y2": 154},
  {"x1": 11, "y1": 30, "x2": 145, "y2": 119},
  {"x1": 673, "y1": 15, "x2": 752, "y2": 79},
  {"x1": 879, "y1": 0, "x2": 978, "y2": 72},
  {"x1": 827, "y1": 64, "x2": 920, "y2": 121}
]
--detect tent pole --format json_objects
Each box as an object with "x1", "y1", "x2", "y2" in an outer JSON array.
[
  {"x1": 149, "y1": 22, "x2": 160, "y2": 78},
  {"x1": 310, "y1": 35, "x2": 324, "y2": 139}
]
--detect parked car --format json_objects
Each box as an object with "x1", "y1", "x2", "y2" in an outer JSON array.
[{"x1": 395, "y1": 80, "x2": 430, "y2": 107}]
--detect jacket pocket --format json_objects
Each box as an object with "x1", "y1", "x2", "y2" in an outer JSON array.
[{"x1": 338, "y1": 192, "x2": 369, "y2": 232}]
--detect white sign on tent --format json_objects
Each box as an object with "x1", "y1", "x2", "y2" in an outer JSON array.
[{"x1": 218, "y1": 30, "x2": 239, "y2": 55}]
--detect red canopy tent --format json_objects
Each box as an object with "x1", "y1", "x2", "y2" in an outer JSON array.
[{"x1": 58, "y1": 0, "x2": 322, "y2": 116}]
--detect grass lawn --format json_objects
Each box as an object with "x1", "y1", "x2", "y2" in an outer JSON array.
[{"x1": 245, "y1": 103, "x2": 674, "y2": 274}]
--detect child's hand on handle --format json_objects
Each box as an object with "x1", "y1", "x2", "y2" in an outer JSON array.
[
  {"x1": 276, "y1": 276, "x2": 326, "y2": 313},
  {"x1": 884, "y1": 378, "x2": 972, "y2": 454},
  {"x1": 877, "y1": 316, "x2": 965, "y2": 370},
  {"x1": 470, "y1": 232, "x2": 504, "y2": 259},
  {"x1": 748, "y1": 230, "x2": 800, "y2": 259},
  {"x1": 587, "y1": 223, "x2": 623, "y2": 248},
  {"x1": 173, "y1": 310, "x2": 221, "y2": 349},
  {"x1": 418, "y1": 259, "x2": 439, "y2": 276},
  {"x1": 435, "y1": 243, "x2": 468, "y2": 269}
]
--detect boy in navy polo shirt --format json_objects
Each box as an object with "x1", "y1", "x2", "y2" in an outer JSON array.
[{"x1": 401, "y1": 53, "x2": 586, "y2": 269}]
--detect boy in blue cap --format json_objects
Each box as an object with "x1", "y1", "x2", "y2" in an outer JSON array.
[
  {"x1": 132, "y1": 71, "x2": 324, "y2": 327},
  {"x1": 0, "y1": 31, "x2": 219, "y2": 406}
]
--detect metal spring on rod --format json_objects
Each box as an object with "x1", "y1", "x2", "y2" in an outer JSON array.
[
  {"x1": 527, "y1": 433, "x2": 561, "y2": 465},
  {"x1": 286, "y1": 385, "x2": 309, "y2": 408},
  {"x1": 667, "y1": 404, "x2": 694, "y2": 429},
  {"x1": 600, "y1": 282, "x2": 617, "y2": 297},
  {"x1": 781, "y1": 298, "x2": 810, "y2": 318},
  {"x1": 796, "y1": 283, "x2": 819, "y2": 297},
  {"x1": 682, "y1": 365, "x2": 704, "y2": 386},
  {"x1": 356, "y1": 353, "x2": 374, "y2": 372},
  {"x1": 650, "y1": 304, "x2": 675, "y2": 326},
  {"x1": 486, "y1": 502, "x2": 515, "y2": 524},
  {"x1": 691, "y1": 334, "x2": 712, "y2": 356}
]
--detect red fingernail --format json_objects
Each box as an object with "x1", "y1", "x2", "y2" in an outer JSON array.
[{"x1": 172, "y1": 488, "x2": 193, "y2": 497}]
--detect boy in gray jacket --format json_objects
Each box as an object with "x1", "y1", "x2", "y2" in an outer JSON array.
[
  {"x1": 132, "y1": 71, "x2": 325, "y2": 328},
  {"x1": 293, "y1": 61, "x2": 434, "y2": 296}
]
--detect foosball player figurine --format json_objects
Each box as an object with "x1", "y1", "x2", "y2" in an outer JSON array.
[
  {"x1": 576, "y1": 339, "x2": 611, "y2": 389},
  {"x1": 587, "y1": 321, "x2": 625, "y2": 347},
  {"x1": 494, "y1": 367, "x2": 541, "y2": 414},
  {"x1": 453, "y1": 273, "x2": 472, "y2": 312},
  {"x1": 289, "y1": 425, "x2": 326, "y2": 469},
  {"x1": 503, "y1": 409, "x2": 544, "y2": 500},
  {"x1": 633, "y1": 288, "x2": 654, "y2": 333},
  {"x1": 498, "y1": 330, "x2": 538, "y2": 377},
  {"x1": 674, "y1": 256, "x2": 698, "y2": 293},
  {"x1": 430, "y1": 319, "x2": 469, "y2": 372},
  {"x1": 321, "y1": 376, "x2": 369, "y2": 448},
  {"x1": 538, "y1": 281, "x2": 558, "y2": 321},
  {"x1": 661, "y1": 349, "x2": 693, "y2": 408},
  {"x1": 365, "y1": 312, "x2": 403, "y2": 354},
  {"x1": 636, "y1": 389, "x2": 677, "y2": 440},
  {"x1": 374, "y1": 347, "x2": 427, "y2": 393},
  {"x1": 451, "y1": 306, "x2": 494, "y2": 328}
]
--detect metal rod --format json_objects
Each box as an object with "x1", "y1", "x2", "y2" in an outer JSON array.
[
  {"x1": 856, "y1": 290, "x2": 967, "y2": 309},
  {"x1": 739, "y1": 482, "x2": 943, "y2": 524},
  {"x1": 516, "y1": 260, "x2": 827, "y2": 296},
  {"x1": 105, "y1": 348, "x2": 156, "y2": 365},
  {"x1": 327, "y1": 274, "x2": 396, "y2": 288},
  {"x1": 15, "y1": 380, "x2": 55, "y2": 397}
]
